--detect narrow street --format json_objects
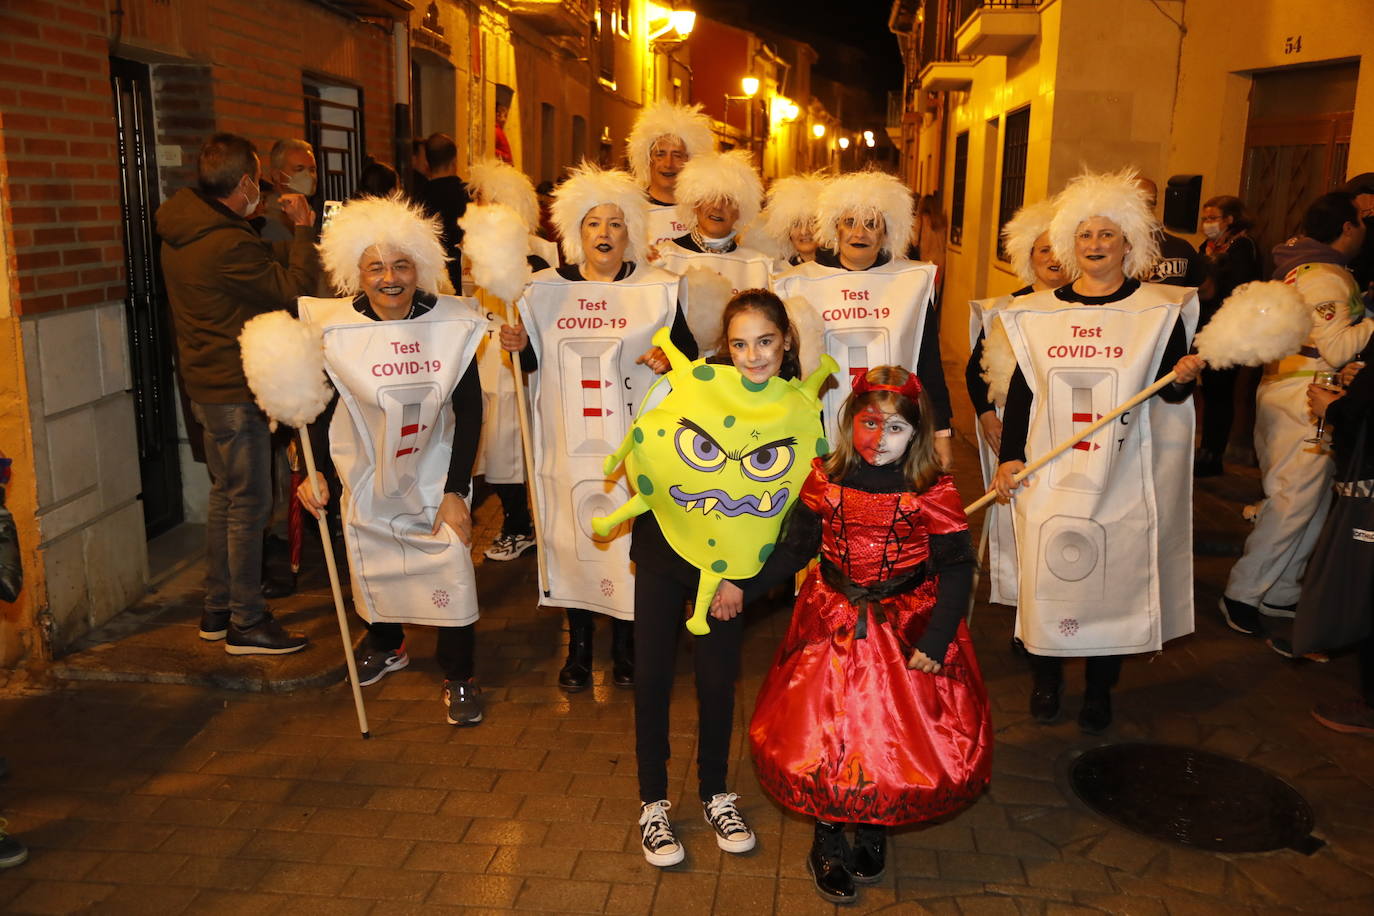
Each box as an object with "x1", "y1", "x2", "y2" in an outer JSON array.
[{"x1": 0, "y1": 424, "x2": 1371, "y2": 915}]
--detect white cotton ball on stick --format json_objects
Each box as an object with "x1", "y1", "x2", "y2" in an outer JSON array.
[
  {"x1": 782, "y1": 295, "x2": 825, "y2": 378},
  {"x1": 1194, "y1": 280, "x2": 1312, "y2": 370},
  {"x1": 683, "y1": 265, "x2": 733, "y2": 353},
  {"x1": 980, "y1": 317, "x2": 1018, "y2": 408},
  {"x1": 458, "y1": 203, "x2": 533, "y2": 304},
  {"x1": 239, "y1": 311, "x2": 333, "y2": 429}
]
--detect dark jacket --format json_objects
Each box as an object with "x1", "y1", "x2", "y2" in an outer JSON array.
[
  {"x1": 1271, "y1": 235, "x2": 1350, "y2": 280},
  {"x1": 157, "y1": 187, "x2": 318, "y2": 403}
]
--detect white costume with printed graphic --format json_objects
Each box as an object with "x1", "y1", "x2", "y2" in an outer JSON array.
[
  {"x1": 774, "y1": 258, "x2": 938, "y2": 441},
  {"x1": 1225, "y1": 262, "x2": 1370, "y2": 606},
  {"x1": 300, "y1": 295, "x2": 485, "y2": 626},
  {"x1": 648, "y1": 204, "x2": 689, "y2": 254},
  {"x1": 658, "y1": 240, "x2": 773, "y2": 296},
  {"x1": 970, "y1": 295, "x2": 1018, "y2": 606},
  {"x1": 517, "y1": 264, "x2": 681, "y2": 619},
  {"x1": 998, "y1": 284, "x2": 1197, "y2": 656}
]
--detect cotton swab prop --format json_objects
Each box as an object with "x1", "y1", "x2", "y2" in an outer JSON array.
[
  {"x1": 240, "y1": 311, "x2": 370, "y2": 739},
  {"x1": 964, "y1": 280, "x2": 1312, "y2": 514},
  {"x1": 457, "y1": 204, "x2": 545, "y2": 594}
]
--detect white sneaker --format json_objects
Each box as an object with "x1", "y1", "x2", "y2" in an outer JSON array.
[
  {"x1": 484, "y1": 532, "x2": 536, "y2": 561},
  {"x1": 703, "y1": 792, "x2": 756, "y2": 853},
  {"x1": 638, "y1": 800, "x2": 685, "y2": 866}
]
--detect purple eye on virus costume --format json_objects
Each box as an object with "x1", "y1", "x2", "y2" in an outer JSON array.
[{"x1": 592, "y1": 327, "x2": 838, "y2": 634}]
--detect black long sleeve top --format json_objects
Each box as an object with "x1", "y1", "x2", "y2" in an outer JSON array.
[
  {"x1": 998, "y1": 279, "x2": 1194, "y2": 464},
  {"x1": 965, "y1": 283, "x2": 1034, "y2": 416},
  {"x1": 307, "y1": 290, "x2": 483, "y2": 497}
]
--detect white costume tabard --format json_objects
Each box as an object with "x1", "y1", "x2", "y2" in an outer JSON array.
[
  {"x1": 970, "y1": 295, "x2": 1018, "y2": 606},
  {"x1": 658, "y1": 240, "x2": 773, "y2": 296},
  {"x1": 517, "y1": 264, "x2": 681, "y2": 619},
  {"x1": 774, "y1": 258, "x2": 937, "y2": 439},
  {"x1": 997, "y1": 283, "x2": 1198, "y2": 656},
  {"x1": 647, "y1": 204, "x2": 689, "y2": 253},
  {"x1": 299, "y1": 295, "x2": 486, "y2": 626}
]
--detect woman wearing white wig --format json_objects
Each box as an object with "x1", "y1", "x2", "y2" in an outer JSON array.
[
  {"x1": 992, "y1": 168, "x2": 1204, "y2": 734},
  {"x1": 626, "y1": 100, "x2": 716, "y2": 252},
  {"x1": 760, "y1": 171, "x2": 828, "y2": 274},
  {"x1": 296, "y1": 193, "x2": 489, "y2": 726},
  {"x1": 656, "y1": 150, "x2": 773, "y2": 295},
  {"x1": 775, "y1": 169, "x2": 954, "y2": 467},
  {"x1": 462, "y1": 160, "x2": 558, "y2": 564},
  {"x1": 497, "y1": 164, "x2": 697, "y2": 700}
]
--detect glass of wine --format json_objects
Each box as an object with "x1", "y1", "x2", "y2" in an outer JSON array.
[{"x1": 1305, "y1": 370, "x2": 1341, "y2": 444}]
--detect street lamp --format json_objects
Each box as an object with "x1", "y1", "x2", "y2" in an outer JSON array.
[
  {"x1": 812, "y1": 123, "x2": 826, "y2": 139},
  {"x1": 837, "y1": 136, "x2": 850, "y2": 150},
  {"x1": 863, "y1": 130, "x2": 875, "y2": 148},
  {"x1": 741, "y1": 76, "x2": 759, "y2": 98}
]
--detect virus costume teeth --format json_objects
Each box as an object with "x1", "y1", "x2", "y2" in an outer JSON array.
[{"x1": 593, "y1": 328, "x2": 838, "y2": 635}]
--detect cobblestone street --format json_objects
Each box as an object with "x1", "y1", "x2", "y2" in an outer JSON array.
[{"x1": 0, "y1": 430, "x2": 1371, "y2": 915}]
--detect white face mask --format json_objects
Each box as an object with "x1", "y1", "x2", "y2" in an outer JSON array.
[
  {"x1": 1201, "y1": 222, "x2": 1222, "y2": 240},
  {"x1": 239, "y1": 177, "x2": 261, "y2": 217},
  {"x1": 285, "y1": 170, "x2": 316, "y2": 197}
]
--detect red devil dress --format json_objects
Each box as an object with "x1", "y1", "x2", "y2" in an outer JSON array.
[{"x1": 749, "y1": 459, "x2": 992, "y2": 826}]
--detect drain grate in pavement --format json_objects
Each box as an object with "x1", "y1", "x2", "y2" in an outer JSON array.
[{"x1": 1070, "y1": 743, "x2": 1323, "y2": 854}]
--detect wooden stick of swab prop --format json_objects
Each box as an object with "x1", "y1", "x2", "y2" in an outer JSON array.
[
  {"x1": 967, "y1": 518, "x2": 989, "y2": 624},
  {"x1": 505, "y1": 304, "x2": 549, "y2": 597},
  {"x1": 964, "y1": 370, "x2": 1178, "y2": 516},
  {"x1": 298, "y1": 429, "x2": 371, "y2": 739}
]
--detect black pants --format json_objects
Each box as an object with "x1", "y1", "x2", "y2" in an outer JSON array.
[
  {"x1": 1360, "y1": 636, "x2": 1374, "y2": 707},
  {"x1": 1028, "y1": 652, "x2": 1123, "y2": 693},
  {"x1": 494, "y1": 483, "x2": 532, "y2": 537},
  {"x1": 634, "y1": 563, "x2": 743, "y2": 804},
  {"x1": 366, "y1": 621, "x2": 475, "y2": 682},
  {"x1": 1199, "y1": 366, "x2": 1238, "y2": 456}
]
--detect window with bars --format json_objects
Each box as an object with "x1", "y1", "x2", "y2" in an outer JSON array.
[
  {"x1": 997, "y1": 105, "x2": 1030, "y2": 260},
  {"x1": 950, "y1": 130, "x2": 969, "y2": 246},
  {"x1": 304, "y1": 76, "x2": 364, "y2": 203}
]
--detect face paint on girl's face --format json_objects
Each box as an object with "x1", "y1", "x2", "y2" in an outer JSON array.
[{"x1": 852, "y1": 405, "x2": 915, "y2": 466}]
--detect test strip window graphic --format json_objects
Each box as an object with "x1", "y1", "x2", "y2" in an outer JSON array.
[
  {"x1": 379, "y1": 383, "x2": 442, "y2": 498},
  {"x1": 559, "y1": 339, "x2": 622, "y2": 457},
  {"x1": 1045, "y1": 368, "x2": 1116, "y2": 495}
]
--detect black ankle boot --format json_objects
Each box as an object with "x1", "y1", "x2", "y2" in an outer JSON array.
[
  {"x1": 610, "y1": 618, "x2": 634, "y2": 688},
  {"x1": 558, "y1": 611, "x2": 594, "y2": 691},
  {"x1": 808, "y1": 821, "x2": 855, "y2": 904},
  {"x1": 1079, "y1": 688, "x2": 1113, "y2": 734},
  {"x1": 850, "y1": 823, "x2": 886, "y2": 883},
  {"x1": 1029, "y1": 656, "x2": 1064, "y2": 724}
]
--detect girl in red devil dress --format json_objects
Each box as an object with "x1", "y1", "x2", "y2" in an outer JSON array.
[{"x1": 746, "y1": 366, "x2": 992, "y2": 905}]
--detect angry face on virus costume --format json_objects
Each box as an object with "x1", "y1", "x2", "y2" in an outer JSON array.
[{"x1": 593, "y1": 329, "x2": 837, "y2": 635}]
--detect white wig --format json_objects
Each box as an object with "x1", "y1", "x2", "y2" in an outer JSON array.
[
  {"x1": 816, "y1": 169, "x2": 915, "y2": 258},
  {"x1": 674, "y1": 150, "x2": 763, "y2": 235},
  {"x1": 318, "y1": 193, "x2": 446, "y2": 295},
  {"x1": 1001, "y1": 198, "x2": 1058, "y2": 287},
  {"x1": 625, "y1": 100, "x2": 715, "y2": 187},
  {"x1": 468, "y1": 159, "x2": 540, "y2": 233},
  {"x1": 1048, "y1": 167, "x2": 1160, "y2": 281},
  {"x1": 550, "y1": 162, "x2": 649, "y2": 266},
  {"x1": 762, "y1": 172, "x2": 828, "y2": 260}
]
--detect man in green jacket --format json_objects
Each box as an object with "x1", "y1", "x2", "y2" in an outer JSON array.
[{"x1": 157, "y1": 133, "x2": 317, "y2": 655}]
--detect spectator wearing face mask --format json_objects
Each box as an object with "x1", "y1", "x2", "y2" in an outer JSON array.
[{"x1": 261, "y1": 139, "x2": 319, "y2": 243}]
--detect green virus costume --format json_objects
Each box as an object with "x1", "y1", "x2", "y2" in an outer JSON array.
[{"x1": 592, "y1": 327, "x2": 838, "y2": 634}]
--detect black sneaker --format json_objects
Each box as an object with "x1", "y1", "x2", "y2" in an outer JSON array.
[
  {"x1": 356, "y1": 647, "x2": 409, "y2": 686},
  {"x1": 224, "y1": 615, "x2": 308, "y2": 656},
  {"x1": 702, "y1": 792, "x2": 755, "y2": 853},
  {"x1": 1218, "y1": 596, "x2": 1264, "y2": 637},
  {"x1": 639, "y1": 800, "x2": 684, "y2": 867},
  {"x1": 1259, "y1": 599, "x2": 1298, "y2": 619},
  {"x1": 443, "y1": 679, "x2": 483, "y2": 726},
  {"x1": 0, "y1": 820, "x2": 27, "y2": 868},
  {"x1": 198, "y1": 610, "x2": 230, "y2": 641}
]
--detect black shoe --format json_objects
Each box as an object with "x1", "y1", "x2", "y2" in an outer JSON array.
[
  {"x1": 225, "y1": 615, "x2": 308, "y2": 656},
  {"x1": 1078, "y1": 690, "x2": 1112, "y2": 735},
  {"x1": 261, "y1": 570, "x2": 296, "y2": 599},
  {"x1": 1030, "y1": 680, "x2": 1063, "y2": 724},
  {"x1": 850, "y1": 823, "x2": 886, "y2": 883},
  {"x1": 611, "y1": 618, "x2": 634, "y2": 688},
  {"x1": 198, "y1": 610, "x2": 230, "y2": 641},
  {"x1": 558, "y1": 615, "x2": 594, "y2": 691},
  {"x1": 808, "y1": 821, "x2": 855, "y2": 904},
  {"x1": 1219, "y1": 596, "x2": 1264, "y2": 637},
  {"x1": 1194, "y1": 449, "x2": 1223, "y2": 478}
]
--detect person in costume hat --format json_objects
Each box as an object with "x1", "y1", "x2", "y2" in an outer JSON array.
[
  {"x1": 776, "y1": 168, "x2": 955, "y2": 468},
  {"x1": 462, "y1": 159, "x2": 558, "y2": 563},
  {"x1": 747, "y1": 365, "x2": 991, "y2": 905},
  {"x1": 297, "y1": 193, "x2": 489, "y2": 726},
  {"x1": 759, "y1": 171, "x2": 828, "y2": 274},
  {"x1": 497, "y1": 164, "x2": 697, "y2": 692},
  {"x1": 656, "y1": 150, "x2": 772, "y2": 295},
  {"x1": 993, "y1": 168, "x2": 1204, "y2": 734},
  {"x1": 626, "y1": 100, "x2": 717, "y2": 255}
]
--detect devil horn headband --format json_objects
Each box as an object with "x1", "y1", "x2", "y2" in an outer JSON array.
[{"x1": 851, "y1": 371, "x2": 923, "y2": 401}]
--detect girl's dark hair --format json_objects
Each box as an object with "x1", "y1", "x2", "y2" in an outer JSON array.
[
  {"x1": 355, "y1": 160, "x2": 400, "y2": 199},
  {"x1": 823, "y1": 365, "x2": 939, "y2": 492},
  {"x1": 1201, "y1": 194, "x2": 1252, "y2": 234},
  {"x1": 713, "y1": 289, "x2": 802, "y2": 381}
]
